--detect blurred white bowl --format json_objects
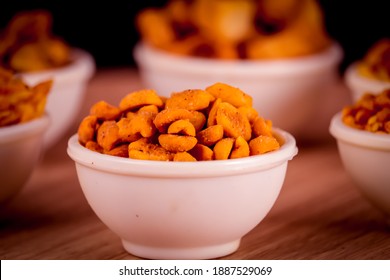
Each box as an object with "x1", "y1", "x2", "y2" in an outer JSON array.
[
  {"x1": 67, "y1": 128, "x2": 297, "y2": 259},
  {"x1": 329, "y1": 112, "x2": 390, "y2": 218},
  {"x1": 134, "y1": 42, "x2": 343, "y2": 138},
  {"x1": 0, "y1": 115, "x2": 50, "y2": 204},
  {"x1": 20, "y1": 48, "x2": 95, "y2": 149},
  {"x1": 345, "y1": 62, "x2": 390, "y2": 102}
]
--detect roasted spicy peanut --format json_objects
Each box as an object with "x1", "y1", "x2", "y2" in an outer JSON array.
[
  {"x1": 119, "y1": 89, "x2": 164, "y2": 112},
  {"x1": 78, "y1": 115, "x2": 98, "y2": 145},
  {"x1": 206, "y1": 83, "x2": 253, "y2": 108},
  {"x1": 197, "y1": 125, "x2": 224, "y2": 146},
  {"x1": 165, "y1": 89, "x2": 215, "y2": 111},
  {"x1": 97, "y1": 121, "x2": 120, "y2": 151},
  {"x1": 173, "y1": 152, "x2": 197, "y2": 162},
  {"x1": 167, "y1": 119, "x2": 196, "y2": 136},
  {"x1": 249, "y1": 135, "x2": 280, "y2": 155},
  {"x1": 188, "y1": 144, "x2": 214, "y2": 161},
  {"x1": 90, "y1": 101, "x2": 121, "y2": 121},
  {"x1": 230, "y1": 136, "x2": 250, "y2": 159},
  {"x1": 213, "y1": 138, "x2": 235, "y2": 160},
  {"x1": 216, "y1": 102, "x2": 252, "y2": 141},
  {"x1": 158, "y1": 134, "x2": 198, "y2": 152}
]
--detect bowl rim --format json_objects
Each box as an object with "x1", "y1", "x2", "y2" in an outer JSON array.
[
  {"x1": 0, "y1": 114, "x2": 50, "y2": 144},
  {"x1": 329, "y1": 111, "x2": 390, "y2": 151},
  {"x1": 17, "y1": 48, "x2": 95, "y2": 85},
  {"x1": 134, "y1": 41, "x2": 343, "y2": 77},
  {"x1": 67, "y1": 128, "x2": 298, "y2": 178}
]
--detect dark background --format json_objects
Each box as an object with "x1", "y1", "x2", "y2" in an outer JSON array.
[{"x1": 1, "y1": 1, "x2": 389, "y2": 71}]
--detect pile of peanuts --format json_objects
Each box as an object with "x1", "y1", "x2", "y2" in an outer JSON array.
[
  {"x1": 136, "y1": 0, "x2": 331, "y2": 59},
  {"x1": 0, "y1": 67, "x2": 52, "y2": 127},
  {"x1": 78, "y1": 83, "x2": 281, "y2": 161},
  {"x1": 0, "y1": 10, "x2": 70, "y2": 73},
  {"x1": 342, "y1": 89, "x2": 390, "y2": 134},
  {"x1": 357, "y1": 38, "x2": 390, "y2": 82}
]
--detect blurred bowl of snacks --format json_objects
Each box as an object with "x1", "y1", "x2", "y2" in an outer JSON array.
[
  {"x1": 0, "y1": 68, "x2": 51, "y2": 204},
  {"x1": 134, "y1": 0, "x2": 344, "y2": 138},
  {"x1": 67, "y1": 83, "x2": 298, "y2": 259},
  {"x1": 345, "y1": 38, "x2": 390, "y2": 102},
  {"x1": 329, "y1": 89, "x2": 390, "y2": 219},
  {"x1": 0, "y1": 10, "x2": 95, "y2": 149}
]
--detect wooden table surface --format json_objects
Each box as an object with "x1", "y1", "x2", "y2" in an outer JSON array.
[{"x1": 1, "y1": 68, "x2": 389, "y2": 260}]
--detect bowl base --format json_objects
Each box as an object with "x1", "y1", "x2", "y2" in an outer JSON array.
[{"x1": 122, "y1": 239, "x2": 240, "y2": 260}]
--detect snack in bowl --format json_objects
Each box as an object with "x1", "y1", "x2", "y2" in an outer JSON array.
[
  {"x1": 136, "y1": 0, "x2": 331, "y2": 59},
  {"x1": 341, "y1": 89, "x2": 390, "y2": 134},
  {"x1": 77, "y1": 82, "x2": 281, "y2": 161},
  {"x1": 67, "y1": 83, "x2": 298, "y2": 259},
  {"x1": 0, "y1": 68, "x2": 51, "y2": 203},
  {"x1": 0, "y1": 10, "x2": 70, "y2": 72},
  {"x1": 0, "y1": 10, "x2": 95, "y2": 148},
  {"x1": 134, "y1": 0, "x2": 344, "y2": 140},
  {"x1": 345, "y1": 38, "x2": 390, "y2": 102},
  {"x1": 329, "y1": 88, "x2": 390, "y2": 220},
  {"x1": 0, "y1": 67, "x2": 51, "y2": 127}
]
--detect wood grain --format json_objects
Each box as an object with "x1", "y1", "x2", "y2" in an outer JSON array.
[{"x1": 1, "y1": 68, "x2": 389, "y2": 260}]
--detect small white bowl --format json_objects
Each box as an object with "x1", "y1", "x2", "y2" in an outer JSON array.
[
  {"x1": 329, "y1": 112, "x2": 390, "y2": 218},
  {"x1": 134, "y1": 42, "x2": 343, "y2": 137},
  {"x1": 67, "y1": 128, "x2": 297, "y2": 260},
  {"x1": 0, "y1": 115, "x2": 50, "y2": 204},
  {"x1": 20, "y1": 48, "x2": 95, "y2": 149},
  {"x1": 344, "y1": 62, "x2": 390, "y2": 102}
]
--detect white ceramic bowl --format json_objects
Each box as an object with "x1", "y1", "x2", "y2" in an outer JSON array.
[
  {"x1": 329, "y1": 112, "x2": 390, "y2": 219},
  {"x1": 20, "y1": 48, "x2": 95, "y2": 149},
  {"x1": 344, "y1": 62, "x2": 390, "y2": 102},
  {"x1": 0, "y1": 115, "x2": 50, "y2": 204},
  {"x1": 134, "y1": 42, "x2": 343, "y2": 138},
  {"x1": 67, "y1": 128, "x2": 297, "y2": 259}
]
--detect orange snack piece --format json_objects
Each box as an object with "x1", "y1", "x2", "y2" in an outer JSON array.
[
  {"x1": 188, "y1": 144, "x2": 214, "y2": 161},
  {"x1": 90, "y1": 101, "x2": 121, "y2": 121},
  {"x1": 230, "y1": 136, "x2": 250, "y2": 159},
  {"x1": 206, "y1": 83, "x2": 252, "y2": 108},
  {"x1": 105, "y1": 144, "x2": 129, "y2": 158},
  {"x1": 249, "y1": 135, "x2": 280, "y2": 155},
  {"x1": 165, "y1": 89, "x2": 215, "y2": 111},
  {"x1": 85, "y1": 141, "x2": 103, "y2": 153},
  {"x1": 173, "y1": 152, "x2": 197, "y2": 162},
  {"x1": 216, "y1": 102, "x2": 252, "y2": 141},
  {"x1": 213, "y1": 138, "x2": 235, "y2": 160},
  {"x1": 252, "y1": 116, "x2": 273, "y2": 137},
  {"x1": 158, "y1": 134, "x2": 198, "y2": 152},
  {"x1": 167, "y1": 119, "x2": 196, "y2": 136},
  {"x1": 78, "y1": 115, "x2": 98, "y2": 145},
  {"x1": 197, "y1": 125, "x2": 224, "y2": 146},
  {"x1": 128, "y1": 138, "x2": 173, "y2": 161},
  {"x1": 153, "y1": 108, "x2": 194, "y2": 133},
  {"x1": 96, "y1": 121, "x2": 120, "y2": 151},
  {"x1": 119, "y1": 89, "x2": 164, "y2": 112}
]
